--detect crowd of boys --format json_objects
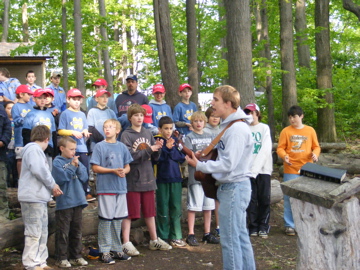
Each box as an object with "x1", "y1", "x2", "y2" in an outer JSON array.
[{"x1": 0, "y1": 67, "x2": 321, "y2": 270}]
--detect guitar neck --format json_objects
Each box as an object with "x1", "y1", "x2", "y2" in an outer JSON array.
[{"x1": 177, "y1": 141, "x2": 193, "y2": 157}]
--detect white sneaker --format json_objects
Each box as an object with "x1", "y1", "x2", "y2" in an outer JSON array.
[
  {"x1": 69, "y1": 257, "x2": 88, "y2": 266},
  {"x1": 149, "y1": 237, "x2": 173, "y2": 251},
  {"x1": 55, "y1": 259, "x2": 71, "y2": 268},
  {"x1": 123, "y1": 241, "x2": 140, "y2": 256}
]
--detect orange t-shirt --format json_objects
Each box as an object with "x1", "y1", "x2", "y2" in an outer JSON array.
[{"x1": 277, "y1": 125, "x2": 321, "y2": 174}]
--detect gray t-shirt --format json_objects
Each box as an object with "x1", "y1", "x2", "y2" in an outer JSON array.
[{"x1": 185, "y1": 131, "x2": 214, "y2": 185}]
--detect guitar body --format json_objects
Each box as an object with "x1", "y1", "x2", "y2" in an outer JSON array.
[{"x1": 195, "y1": 149, "x2": 219, "y2": 200}]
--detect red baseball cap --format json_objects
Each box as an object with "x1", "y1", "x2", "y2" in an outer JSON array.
[
  {"x1": 92, "y1": 78, "x2": 108, "y2": 87},
  {"x1": 178, "y1": 83, "x2": 192, "y2": 92},
  {"x1": 244, "y1": 103, "x2": 260, "y2": 112},
  {"x1": 67, "y1": 88, "x2": 84, "y2": 98},
  {"x1": 141, "y1": 104, "x2": 153, "y2": 124},
  {"x1": 95, "y1": 89, "x2": 111, "y2": 97},
  {"x1": 16, "y1": 85, "x2": 33, "y2": 95},
  {"x1": 33, "y1": 88, "x2": 53, "y2": 97},
  {"x1": 152, "y1": 84, "x2": 166, "y2": 94}
]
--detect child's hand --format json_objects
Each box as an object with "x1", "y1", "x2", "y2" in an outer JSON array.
[
  {"x1": 52, "y1": 109, "x2": 59, "y2": 116},
  {"x1": 71, "y1": 156, "x2": 79, "y2": 167},
  {"x1": 52, "y1": 184, "x2": 63, "y2": 197},
  {"x1": 312, "y1": 153, "x2": 318, "y2": 162},
  {"x1": 82, "y1": 130, "x2": 91, "y2": 138},
  {"x1": 72, "y1": 130, "x2": 83, "y2": 139},
  {"x1": 166, "y1": 138, "x2": 175, "y2": 149},
  {"x1": 113, "y1": 168, "x2": 126, "y2": 178},
  {"x1": 284, "y1": 155, "x2": 292, "y2": 165},
  {"x1": 151, "y1": 138, "x2": 163, "y2": 151}
]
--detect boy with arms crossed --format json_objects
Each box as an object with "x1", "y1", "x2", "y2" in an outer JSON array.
[
  {"x1": 90, "y1": 119, "x2": 133, "y2": 264},
  {"x1": 186, "y1": 85, "x2": 256, "y2": 270}
]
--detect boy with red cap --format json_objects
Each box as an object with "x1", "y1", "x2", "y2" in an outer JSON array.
[
  {"x1": 11, "y1": 85, "x2": 34, "y2": 175},
  {"x1": 22, "y1": 88, "x2": 57, "y2": 169},
  {"x1": 173, "y1": 83, "x2": 197, "y2": 136},
  {"x1": 87, "y1": 78, "x2": 118, "y2": 114},
  {"x1": 149, "y1": 84, "x2": 173, "y2": 127},
  {"x1": 58, "y1": 89, "x2": 93, "y2": 201}
]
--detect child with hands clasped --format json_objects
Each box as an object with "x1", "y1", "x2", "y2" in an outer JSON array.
[
  {"x1": 52, "y1": 137, "x2": 89, "y2": 268},
  {"x1": 121, "y1": 104, "x2": 172, "y2": 256},
  {"x1": 90, "y1": 119, "x2": 133, "y2": 264}
]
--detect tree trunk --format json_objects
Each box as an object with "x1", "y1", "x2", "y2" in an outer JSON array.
[
  {"x1": 218, "y1": 1, "x2": 228, "y2": 85},
  {"x1": 22, "y1": 3, "x2": 29, "y2": 42},
  {"x1": 315, "y1": 0, "x2": 337, "y2": 142},
  {"x1": 98, "y1": 0, "x2": 113, "y2": 93},
  {"x1": 73, "y1": 0, "x2": 86, "y2": 109},
  {"x1": 295, "y1": 0, "x2": 311, "y2": 68},
  {"x1": 224, "y1": 0, "x2": 255, "y2": 108},
  {"x1": 186, "y1": 0, "x2": 199, "y2": 106},
  {"x1": 61, "y1": 0, "x2": 69, "y2": 92},
  {"x1": 153, "y1": 0, "x2": 180, "y2": 109},
  {"x1": 279, "y1": 0, "x2": 297, "y2": 127},
  {"x1": 1, "y1": 0, "x2": 10, "y2": 42},
  {"x1": 342, "y1": 0, "x2": 360, "y2": 21}
]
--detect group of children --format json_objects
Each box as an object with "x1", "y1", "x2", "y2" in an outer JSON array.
[{"x1": 1, "y1": 68, "x2": 321, "y2": 270}]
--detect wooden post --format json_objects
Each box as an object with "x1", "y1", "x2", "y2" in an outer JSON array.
[{"x1": 281, "y1": 176, "x2": 360, "y2": 270}]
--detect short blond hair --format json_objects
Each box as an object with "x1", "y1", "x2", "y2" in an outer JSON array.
[
  {"x1": 103, "y1": 118, "x2": 121, "y2": 131},
  {"x1": 190, "y1": 111, "x2": 207, "y2": 124},
  {"x1": 58, "y1": 136, "x2": 76, "y2": 148},
  {"x1": 214, "y1": 85, "x2": 240, "y2": 109}
]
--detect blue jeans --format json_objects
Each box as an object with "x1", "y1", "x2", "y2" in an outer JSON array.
[
  {"x1": 218, "y1": 180, "x2": 256, "y2": 270},
  {"x1": 283, "y1": 174, "x2": 299, "y2": 228}
]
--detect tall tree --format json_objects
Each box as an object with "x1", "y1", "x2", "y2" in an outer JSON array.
[
  {"x1": 61, "y1": 0, "x2": 69, "y2": 92},
  {"x1": 98, "y1": 0, "x2": 113, "y2": 93},
  {"x1": 1, "y1": 0, "x2": 10, "y2": 42},
  {"x1": 279, "y1": 0, "x2": 297, "y2": 127},
  {"x1": 22, "y1": 3, "x2": 29, "y2": 42},
  {"x1": 224, "y1": 0, "x2": 255, "y2": 107},
  {"x1": 153, "y1": 0, "x2": 179, "y2": 109},
  {"x1": 186, "y1": 0, "x2": 198, "y2": 105},
  {"x1": 315, "y1": 0, "x2": 337, "y2": 142},
  {"x1": 295, "y1": 0, "x2": 311, "y2": 68},
  {"x1": 73, "y1": 0, "x2": 86, "y2": 107},
  {"x1": 342, "y1": 0, "x2": 360, "y2": 20}
]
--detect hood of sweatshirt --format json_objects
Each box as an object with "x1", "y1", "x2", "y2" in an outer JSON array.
[
  {"x1": 220, "y1": 107, "x2": 252, "y2": 128},
  {"x1": 149, "y1": 100, "x2": 167, "y2": 105}
]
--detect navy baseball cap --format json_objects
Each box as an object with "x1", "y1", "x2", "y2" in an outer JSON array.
[{"x1": 126, "y1": 74, "x2": 138, "y2": 81}]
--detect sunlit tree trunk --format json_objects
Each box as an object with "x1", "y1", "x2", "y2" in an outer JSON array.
[
  {"x1": 186, "y1": 0, "x2": 199, "y2": 105},
  {"x1": 61, "y1": 0, "x2": 69, "y2": 92},
  {"x1": 99, "y1": 0, "x2": 113, "y2": 93},
  {"x1": 295, "y1": 0, "x2": 311, "y2": 68},
  {"x1": 1, "y1": 0, "x2": 10, "y2": 42},
  {"x1": 22, "y1": 3, "x2": 29, "y2": 42},
  {"x1": 315, "y1": 0, "x2": 337, "y2": 142},
  {"x1": 224, "y1": 0, "x2": 255, "y2": 107},
  {"x1": 279, "y1": 0, "x2": 297, "y2": 127},
  {"x1": 74, "y1": 0, "x2": 86, "y2": 108},
  {"x1": 153, "y1": 0, "x2": 180, "y2": 109}
]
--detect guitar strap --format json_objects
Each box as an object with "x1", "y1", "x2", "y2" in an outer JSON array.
[{"x1": 199, "y1": 119, "x2": 244, "y2": 157}]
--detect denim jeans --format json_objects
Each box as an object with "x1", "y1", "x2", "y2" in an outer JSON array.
[
  {"x1": 283, "y1": 173, "x2": 299, "y2": 228},
  {"x1": 218, "y1": 180, "x2": 256, "y2": 270},
  {"x1": 21, "y1": 202, "x2": 49, "y2": 270}
]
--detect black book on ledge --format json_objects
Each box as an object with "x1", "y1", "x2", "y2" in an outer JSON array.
[{"x1": 300, "y1": 162, "x2": 347, "y2": 184}]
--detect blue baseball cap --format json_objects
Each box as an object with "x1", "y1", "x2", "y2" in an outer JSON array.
[{"x1": 126, "y1": 74, "x2": 137, "y2": 81}]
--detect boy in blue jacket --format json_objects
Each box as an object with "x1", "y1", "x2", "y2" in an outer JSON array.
[
  {"x1": 52, "y1": 136, "x2": 89, "y2": 267},
  {"x1": 154, "y1": 116, "x2": 186, "y2": 247}
]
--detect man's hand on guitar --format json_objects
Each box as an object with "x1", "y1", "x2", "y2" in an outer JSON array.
[{"x1": 185, "y1": 152, "x2": 198, "y2": 167}]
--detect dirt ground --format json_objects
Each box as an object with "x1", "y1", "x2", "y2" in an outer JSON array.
[{"x1": 0, "y1": 202, "x2": 297, "y2": 270}]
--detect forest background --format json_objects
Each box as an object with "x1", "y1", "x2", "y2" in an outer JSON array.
[{"x1": 1, "y1": 0, "x2": 359, "y2": 143}]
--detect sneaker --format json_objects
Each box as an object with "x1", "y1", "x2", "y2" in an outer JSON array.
[
  {"x1": 250, "y1": 231, "x2": 258, "y2": 237},
  {"x1": 110, "y1": 251, "x2": 131, "y2": 261},
  {"x1": 186, "y1": 234, "x2": 199, "y2": 246},
  {"x1": 285, "y1": 227, "x2": 296, "y2": 236},
  {"x1": 149, "y1": 237, "x2": 173, "y2": 250},
  {"x1": 170, "y1": 239, "x2": 187, "y2": 247},
  {"x1": 55, "y1": 259, "x2": 71, "y2": 268},
  {"x1": 69, "y1": 257, "x2": 88, "y2": 266},
  {"x1": 123, "y1": 241, "x2": 140, "y2": 256},
  {"x1": 86, "y1": 194, "x2": 96, "y2": 202},
  {"x1": 202, "y1": 233, "x2": 220, "y2": 244},
  {"x1": 100, "y1": 252, "x2": 115, "y2": 264},
  {"x1": 258, "y1": 231, "x2": 268, "y2": 239}
]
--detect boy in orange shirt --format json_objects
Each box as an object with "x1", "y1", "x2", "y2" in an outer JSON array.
[{"x1": 277, "y1": 105, "x2": 320, "y2": 236}]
